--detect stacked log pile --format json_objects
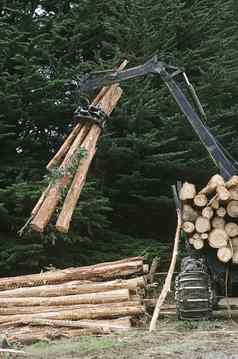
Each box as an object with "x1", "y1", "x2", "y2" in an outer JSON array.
[
  {"x1": 20, "y1": 61, "x2": 127, "y2": 235},
  {"x1": 0, "y1": 257, "x2": 150, "y2": 344},
  {"x1": 180, "y1": 174, "x2": 238, "y2": 263}
]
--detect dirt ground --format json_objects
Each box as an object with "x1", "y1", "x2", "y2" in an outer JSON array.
[{"x1": 14, "y1": 317, "x2": 238, "y2": 359}]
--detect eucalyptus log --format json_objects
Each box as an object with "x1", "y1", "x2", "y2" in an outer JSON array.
[
  {"x1": 193, "y1": 194, "x2": 208, "y2": 207},
  {"x1": 229, "y1": 187, "x2": 238, "y2": 200},
  {"x1": 201, "y1": 233, "x2": 208, "y2": 239},
  {"x1": 0, "y1": 259, "x2": 144, "y2": 290},
  {"x1": 202, "y1": 207, "x2": 214, "y2": 220},
  {"x1": 216, "y1": 207, "x2": 226, "y2": 218},
  {"x1": 182, "y1": 204, "x2": 199, "y2": 222},
  {"x1": 193, "y1": 233, "x2": 200, "y2": 240},
  {"x1": 225, "y1": 223, "x2": 238, "y2": 238},
  {"x1": 232, "y1": 250, "x2": 238, "y2": 264},
  {"x1": 195, "y1": 216, "x2": 211, "y2": 233},
  {"x1": 227, "y1": 201, "x2": 238, "y2": 218},
  {"x1": 217, "y1": 246, "x2": 232, "y2": 263},
  {"x1": 216, "y1": 185, "x2": 230, "y2": 201},
  {"x1": 192, "y1": 238, "x2": 204, "y2": 250},
  {"x1": 208, "y1": 229, "x2": 228, "y2": 248},
  {"x1": 0, "y1": 277, "x2": 145, "y2": 298},
  {"x1": 212, "y1": 217, "x2": 225, "y2": 229},
  {"x1": 179, "y1": 182, "x2": 196, "y2": 200},
  {"x1": 225, "y1": 176, "x2": 238, "y2": 188},
  {"x1": 199, "y1": 174, "x2": 224, "y2": 195},
  {"x1": 182, "y1": 221, "x2": 194, "y2": 234}
]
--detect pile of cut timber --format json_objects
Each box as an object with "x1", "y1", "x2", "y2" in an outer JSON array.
[
  {"x1": 21, "y1": 61, "x2": 127, "y2": 235},
  {"x1": 0, "y1": 257, "x2": 150, "y2": 344},
  {"x1": 180, "y1": 174, "x2": 238, "y2": 263}
]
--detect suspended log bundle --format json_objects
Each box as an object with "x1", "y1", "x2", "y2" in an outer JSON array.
[
  {"x1": 180, "y1": 174, "x2": 238, "y2": 264},
  {"x1": 0, "y1": 257, "x2": 154, "y2": 344},
  {"x1": 20, "y1": 61, "x2": 127, "y2": 235}
]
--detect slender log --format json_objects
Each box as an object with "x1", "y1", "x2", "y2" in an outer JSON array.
[
  {"x1": 193, "y1": 233, "x2": 200, "y2": 240},
  {"x1": 199, "y1": 174, "x2": 224, "y2": 195},
  {"x1": 217, "y1": 246, "x2": 232, "y2": 263},
  {"x1": 195, "y1": 216, "x2": 211, "y2": 233},
  {"x1": 182, "y1": 204, "x2": 199, "y2": 222},
  {"x1": 193, "y1": 194, "x2": 208, "y2": 207},
  {"x1": 231, "y1": 237, "x2": 238, "y2": 248},
  {"x1": 0, "y1": 259, "x2": 144, "y2": 290},
  {"x1": 229, "y1": 187, "x2": 238, "y2": 200},
  {"x1": 202, "y1": 207, "x2": 214, "y2": 220},
  {"x1": 216, "y1": 185, "x2": 230, "y2": 201},
  {"x1": 0, "y1": 301, "x2": 145, "y2": 323},
  {"x1": 201, "y1": 233, "x2": 208, "y2": 239},
  {"x1": 179, "y1": 182, "x2": 196, "y2": 200},
  {"x1": 216, "y1": 207, "x2": 226, "y2": 218},
  {"x1": 225, "y1": 223, "x2": 238, "y2": 238},
  {"x1": 210, "y1": 198, "x2": 219, "y2": 209},
  {"x1": 46, "y1": 123, "x2": 82, "y2": 170},
  {"x1": 232, "y1": 250, "x2": 238, "y2": 264},
  {"x1": 56, "y1": 87, "x2": 123, "y2": 233},
  {"x1": 212, "y1": 216, "x2": 225, "y2": 229},
  {"x1": 0, "y1": 276, "x2": 145, "y2": 298},
  {"x1": 182, "y1": 221, "x2": 194, "y2": 234},
  {"x1": 208, "y1": 229, "x2": 228, "y2": 248},
  {"x1": 227, "y1": 201, "x2": 238, "y2": 218},
  {"x1": 149, "y1": 208, "x2": 181, "y2": 331},
  {"x1": 147, "y1": 257, "x2": 159, "y2": 284},
  {"x1": 192, "y1": 238, "x2": 204, "y2": 250},
  {"x1": 225, "y1": 176, "x2": 238, "y2": 188}
]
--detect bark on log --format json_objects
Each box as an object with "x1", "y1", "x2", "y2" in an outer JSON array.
[
  {"x1": 216, "y1": 207, "x2": 226, "y2": 218},
  {"x1": 212, "y1": 217, "x2": 225, "y2": 229},
  {"x1": 210, "y1": 198, "x2": 220, "y2": 210},
  {"x1": 193, "y1": 194, "x2": 208, "y2": 207},
  {"x1": 179, "y1": 182, "x2": 196, "y2": 200},
  {"x1": 199, "y1": 174, "x2": 224, "y2": 195},
  {"x1": 195, "y1": 216, "x2": 211, "y2": 233},
  {"x1": 202, "y1": 207, "x2": 214, "y2": 220},
  {"x1": 0, "y1": 276, "x2": 145, "y2": 298},
  {"x1": 225, "y1": 223, "x2": 238, "y2": 238},
  {"x1": 216, "y1": 185, "x2": 230, "y2": 201},
  {"x1": 0, "y1": 301, "x2": 145, "y2": 323},
  {"x1": 192, "y1": 238, "x2": 204, "y2": 250},
  {"x1": 182, "y1": 221, "x2": 194, "y2": 234},
  {"x1": 208, "y1": 229, "x2": 228, "y2": 248},
  {"x1": 227, "y1": 201, "x2": 238, "y2": 218},
  {"x1": 217, "y1": 246, "x2": 232, "y2": 263},
  {"x1": 182, "y1": 204, "x2": 199, "y2": 222},
  {"x1": 0, "y1": 259, "x2": 144, "y2": 290}
]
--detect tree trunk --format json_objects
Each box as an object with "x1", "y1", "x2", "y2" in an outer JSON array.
[
  {"x1": 179, "y1": 182, "x2": 196, "y2": 200},
  {"x1": 208, "y1": 229, "x2": 228, "y2": 248},
  {"x1": 0, "y1": 276, "x2": 145, "y2": 298},
  {"x1": 195, "y1": 216, "x2": 211, "y2": 233},
  {"x1": 193, "y1": 194, "x2": 208, "y2": 207},
  {"x1": 217, "y1": 246, "x2": 232, "y2": 263},
  {"x1": 199, "y1": 174, "x2": 224, "y2": 194},
  {"x1": 225, "y1": 223, "x2": 238, "y2": 237},
  {"x1": 227, "y1": 201, "x2": 238, "y2": 218},
  {"x1": 192, "y1": 238, "x2": 204, "y2": 250}
]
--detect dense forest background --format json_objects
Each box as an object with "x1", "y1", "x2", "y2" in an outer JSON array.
[{"x1": 0, "y1": 0, "x2": 238, "y2": 275}]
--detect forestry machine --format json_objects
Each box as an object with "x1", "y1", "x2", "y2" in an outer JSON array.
[{"x1": 76, "y1": 56, "x2": 238, "y2": 320}]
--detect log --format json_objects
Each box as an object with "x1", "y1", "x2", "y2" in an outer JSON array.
[
  {"x1": 225, "y1": 175, "x2": 238, "y2": 188},
  {"x1": 46, "y1": 123, "x2": 82, "y2": 170},
  {"x1": 232, "y1": 250, "x2": 238, "y2": 264},
  {"x1": 0, "y1": 259, "x2": 144, "y2": 290},
  {"x1": 56, "y1": 88, "x2": 123, "y2": 233},
  {"x1": 149, "y1": 208, "x2": 181, "y2": 331},
  {"x1": 216, "y1": 185, "x2": 230, "y2": 201},
  {"x1": 202, "y1": 207, "x2": 214, "y2": 220},
  {"x1": 147, "y1": 257, "x2": 159, "y2": 284},
  {"x1": 216, "y1": 207, "x2": 226, "y2": 218},
  {"x1": 199, "y1": 174, "x2": 224, "y2": 195},
  {"x1": 0, "y1": 301, "x2": 145, "y2": 323},
  {"x1": 195, "y1": 216, "x2": 211, "y2": 233},
  {"x1": 231, "y1": 237, "x2": 238, "y2": 248},
  {"x1": 192, "y1": 238, "x2": 204, "y2": 250},
  {"x1": 193, "y1": 233, "x2": 200, "y2": 240},
  {"x1": 210, "y1": 198, "x2": 219, "y2": 209},
  {"x1": 201, "y1": 233, "x2": 208, "y2": 239},
  {"x1": 212, "y1": 216, "x2": 225, "y2": 229},
  {"x1": 188, "y1": 237, "x2": 194, "y2": 245},
  {"x1": 208, "y1": 229, "x2": 228, "y2": 248},
  {"x1": 229, "y1": 187, "x2": 238, "y2": 200},
  {"x1": 225, "y1": 223, "x2": 238, "y2": 238},
  {"x1": 217, "y1": 246, "x2": 232, "y2": 263},
  {"x1": 182, "y1": 221, "x2": 194, "y2": 234},
  {"x1": 0, "y1": 276, "x2": 145, "y2": 298},
  {"x1": 182, "y1": 204, "x2": 199, "y2": 222},
  {"x1": 0, "y1": 288, "x2": 130, "y2": 307},
  {"x1": 227, "y1": 201, "x2": 238, "y2": 218},
  {"x1": 179, "y1": 182, "x2": 196, "y2": 200},
  {"x1": 193, "y1": 194, "x2": 208, "y2": 207}
]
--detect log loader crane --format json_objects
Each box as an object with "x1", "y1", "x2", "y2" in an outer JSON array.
[{"x1": 77, "y1": 55, "x2": 238, "y2": 320}]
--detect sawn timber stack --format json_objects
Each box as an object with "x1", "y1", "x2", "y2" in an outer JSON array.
[
  {"x1": 0, "y1": 256, "x2": 151, "y2": 344},
  {"x1": 180, "y1": 174, "x2": 238, "y2": 263}
]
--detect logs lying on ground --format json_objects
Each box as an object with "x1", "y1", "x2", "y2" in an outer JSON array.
[
  {"x1": 180, "y1": 175, "x2": 238, "y2": 263},
  {"x1": 0, "y1": 256, "x2": 152, "y2": 344},
  {"x1": 20, "y1": 61, "x2": 127, "y2": 235}
]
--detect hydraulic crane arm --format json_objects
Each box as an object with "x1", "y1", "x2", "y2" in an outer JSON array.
[{"x1": 78, "y1": 55, "x2": 237, "y2": 179}]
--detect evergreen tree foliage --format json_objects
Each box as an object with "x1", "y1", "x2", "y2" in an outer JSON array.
[{"x1": 0, "y1": 0, "x2": 238, "y2": 274}]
